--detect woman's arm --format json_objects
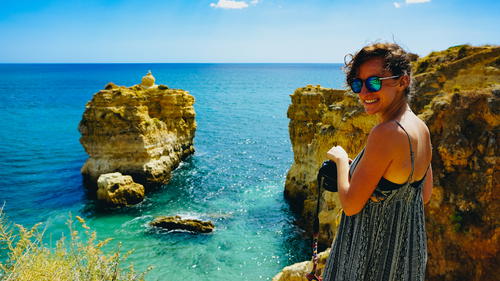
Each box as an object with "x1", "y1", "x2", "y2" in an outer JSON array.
[
  {"x1": 422, "y1": 164, "x2": 433, "y2": 204},
  {"x1": 327, "y1": 123, "x2": 400, "y2": 216}
]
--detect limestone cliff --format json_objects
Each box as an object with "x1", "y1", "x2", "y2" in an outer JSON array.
[
  {"x1": 413, "y1": 45, "x2": 499, "y2": 281},
  {"x1": 79, "y1": 73, "x2": 196, "y2": 191},
  {"x1": 281, "y1": 45, "x2": 499, "y2": 281}
]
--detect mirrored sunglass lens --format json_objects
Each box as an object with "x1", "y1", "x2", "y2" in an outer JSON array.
[
  {"x1": 367, "y1": 77, "x2": 382, "y2": 92},
  {"x1": 351, "y1": 79, "x2": 362, "y2": 93}
]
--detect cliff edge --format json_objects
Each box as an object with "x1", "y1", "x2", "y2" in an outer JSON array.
[
  {"x1": 78, "y1": 73, "x2": 196, "y2": 191},
  {"x1": 281, "y1": 45, "x2": 499, "y2": 281}
]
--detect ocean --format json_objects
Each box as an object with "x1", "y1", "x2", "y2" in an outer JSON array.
[{"x1": 0, "y1": 63, "x2": 344, "y2": 280}]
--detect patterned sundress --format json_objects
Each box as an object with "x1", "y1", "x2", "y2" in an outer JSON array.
[{"x1": 322, "y1": 121, "x2": 428, "y2": 281}]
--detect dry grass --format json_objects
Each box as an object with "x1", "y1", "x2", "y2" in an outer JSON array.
[{"x1": 0, "y1": 207, "x2": 151, "y2": 281}]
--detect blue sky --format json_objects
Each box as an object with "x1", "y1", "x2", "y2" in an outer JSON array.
[{"x1": 0, "y1": 0, "x2": 498, "y2": 62}]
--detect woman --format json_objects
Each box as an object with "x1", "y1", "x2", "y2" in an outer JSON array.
[{"x1": 322, "y1": 43, "x2": 433, "y2": 281}]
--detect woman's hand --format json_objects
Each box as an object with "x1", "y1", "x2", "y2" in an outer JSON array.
[{"x1": 326, "y1": 145, "x2": 349, "y2": 164}]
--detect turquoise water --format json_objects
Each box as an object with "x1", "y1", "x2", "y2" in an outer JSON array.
[{"x1": 0, "y1": 63, "x2": 344, "y2": 280}]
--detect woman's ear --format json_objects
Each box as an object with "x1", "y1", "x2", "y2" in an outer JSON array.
[{"x1": 399, "y1": 75, "x2": 410, "y2": 89}]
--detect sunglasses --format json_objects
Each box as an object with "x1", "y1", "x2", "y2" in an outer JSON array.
[{"x1": 350, "y1": 75, "x2": 400, "y2": 93}]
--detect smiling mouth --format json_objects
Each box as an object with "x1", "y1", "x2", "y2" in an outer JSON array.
[{"x1": 364, "y1": 98, "x2": 379, "y2": 104}]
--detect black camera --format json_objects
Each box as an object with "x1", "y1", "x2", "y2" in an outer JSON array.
[{"x1": 317, "y1": 160, "x2": 338, "y2": 192}]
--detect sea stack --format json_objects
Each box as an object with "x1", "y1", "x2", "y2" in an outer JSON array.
[
  {"x1": 78, "y1": 72, "x2": 196, "y2": 192},
  {"x1": 279, "y1": 45, "x2": 499, "y2": 281}
]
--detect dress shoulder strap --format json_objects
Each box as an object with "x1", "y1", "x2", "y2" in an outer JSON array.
[{"x1": 394, "y1": 120, "x2": 414, "y2": 183}]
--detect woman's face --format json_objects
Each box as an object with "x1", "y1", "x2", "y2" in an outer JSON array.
[{"x1": 355, "y1": 57, "x2": 404, "y2": 116}]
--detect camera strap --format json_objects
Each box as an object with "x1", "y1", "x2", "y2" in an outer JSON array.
[{"x1": 306, "y1": 176, "x2": 324, "y2": 281}]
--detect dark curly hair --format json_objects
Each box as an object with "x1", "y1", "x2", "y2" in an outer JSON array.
[{"x1": 345, "y1": 43, "x2": 412, "y2": 98}]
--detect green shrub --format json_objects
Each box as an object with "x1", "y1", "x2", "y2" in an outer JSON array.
[{"x1": 0, "y1": 208, "x2": 151, "y2": 281}]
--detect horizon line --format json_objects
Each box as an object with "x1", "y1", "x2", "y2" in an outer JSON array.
[{"x1": 0, "y1": 62, "x2": 344, "y2": 64}]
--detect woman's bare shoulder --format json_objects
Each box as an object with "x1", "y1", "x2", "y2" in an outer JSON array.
[
  {"x1": 366, "y1": 121, "x2": 409, "y2": 154},
  {"x1": 369, "y1": 121, "x2": 408, "y2": 141}
]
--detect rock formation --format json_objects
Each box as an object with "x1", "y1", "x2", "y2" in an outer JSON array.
[
  {"x1": 97, "y1": 172, "x2": 145, "y2": 207},
  {"x1": 149, "y1": 216, "x2": 215, "y2": 233},
  {"x1": 79, "y1": 72, "x2": 196, "y2": 191},
  {"x1": 411, "y1": 45, "x2": 499, "y2": 281},
  {"x1": 280, "y1": 45, "x2": 499, "y2": 281},
  {"x1": 272, "y1": 249, "x2": 330, "y2": 281}
]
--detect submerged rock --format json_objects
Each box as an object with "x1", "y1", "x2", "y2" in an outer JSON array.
[
  {"x1": 78, "y1": 72, "x2": 196, "y2": 191},
  {"x1": 149, "y1": 216, "x2": 214, "y2": 233},
  {"x1": 281, "y1": 45, "x2": 500, "y2": 281},
  {"x1": 96, "y1": 172, "x2": 145, "y2": 207}
]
